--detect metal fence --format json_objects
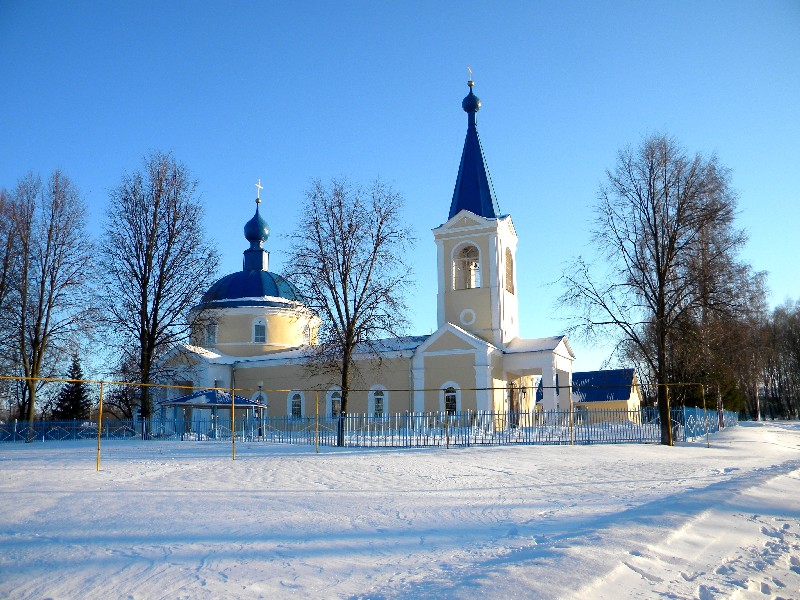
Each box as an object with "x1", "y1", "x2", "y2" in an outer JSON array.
[{"x1": 0, "y1": 406, "x2": 737, "y2": 447}]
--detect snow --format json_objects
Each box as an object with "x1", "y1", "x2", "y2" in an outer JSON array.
[{"x1": 1, "y1": 422, "x2": 798, "y2": 599}]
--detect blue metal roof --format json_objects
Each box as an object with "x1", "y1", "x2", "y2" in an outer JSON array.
[
  {"x1": 197, "y1": 198, "x2": 306, "y2": 309},
  {"x1": 448, "y1": 80, "x2": 501, "y2": 220},
  {"x1": 572, "y1": 369, "x2": 636, "y2": 403},
  {"x1": 159, "y1": 389, "x2": 264, "y2": 408},
  {"x1": 201, "y1": 270, "x2": 304, "y2": 305}
]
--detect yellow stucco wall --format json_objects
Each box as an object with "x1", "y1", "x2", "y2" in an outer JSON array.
[
  {"x1": 421, "y1": 353, "x2": 478, "y2": 412},
  {"x1": 229, "y1": 356, "x2": 415, "y2": 417}
]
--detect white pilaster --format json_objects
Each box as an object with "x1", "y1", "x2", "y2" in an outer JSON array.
[
  {"x1": 436, "y1": 238, "x2": 446, "y2": 327},
  {"x1": 412, "y1": 352, "x2": 426, "y2": 413},
  {"x1": 541, "y1": 361, "x2": 558, "y2": 411}
]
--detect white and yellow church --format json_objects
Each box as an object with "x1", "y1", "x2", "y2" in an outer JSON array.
[{"x1": 163, "y1": 80, "x2": 576, "y2": 418}]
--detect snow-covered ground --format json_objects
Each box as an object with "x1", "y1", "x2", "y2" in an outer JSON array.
[{"x1": 0, "y1": 422, "x2": 798, "y2": 600}]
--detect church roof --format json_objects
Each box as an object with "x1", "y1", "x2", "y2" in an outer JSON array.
[
  {"x1": 200, "y1": 270, "x2": 304, "y2": 307},
  {"x1": 572, "y1": 369, "x2": 637, "y2": 403},
  {"x1": 448, "y1": 79, "x2": 501, "y2": 220},
  {"x1": 197, "y1": 191, "x2": 305, "y2": 309}
]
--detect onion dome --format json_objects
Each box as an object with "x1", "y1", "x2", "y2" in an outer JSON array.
[
  {"x1": 462, "y1": 80, "x2": 481, "y2": 113},
  {"x1": 196, "y1": 186, "x2": 306, "y2": 309},
  {"x1": 244, "y1": 204, "x2": 269, "y2": 247}
]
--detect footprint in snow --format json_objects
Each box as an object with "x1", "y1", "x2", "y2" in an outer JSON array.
[
  {"x1": 715, "y1": 564, "x2": 735, "y2": 575},
  {"x1": 760, "y1": 525, "x2": 782, "y2": 538},
  {"x1": 697, "y1": 584, "x2": 717, "y2": 600},
  {"x1": 622, "y1": 561, "x2": 663, "y2": 584},
  {"x1": 789, "y1": 555, "x2": 800, "y2": 574}
]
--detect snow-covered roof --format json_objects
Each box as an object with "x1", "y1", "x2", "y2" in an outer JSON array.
[
  {"x1": 504, "y1": 335, "x2": 573, "y2": 355},
  {"x1": 159, "y1": 389, "x2": 264, "y2": 408},
  {"x1": 180, "y1": 335, "x2": 430, "y2": 367}
]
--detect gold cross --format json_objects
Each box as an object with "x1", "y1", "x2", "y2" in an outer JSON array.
[
  {"x1": 255, "y1": 178, "x2": 264, "y2": 203},
  {"x1": 467, "y1": 65, "x2": 472, "y2": 80}
]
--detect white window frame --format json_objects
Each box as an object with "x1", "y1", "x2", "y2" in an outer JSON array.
[
  {"x1": 326, "y1": 387, "x2": 342, "y2": 418},
  {"x1": 369, "y1": 385, "x2": 388, "y2": 418},
  {"x1": 439, "y1": 381, "x2": 461, "y2": 414},
  {"x1": 205, "y1": 323, "x2": 217, "y2": 346},
  {"x1": 253, "y1": 318, "x2": 267, "y2": 343},
  {"x1": 287, "y1": 391, "x2": 304, "y2": 419},
  {"x1": 452, "y1": 243, "x2": 481, "y2": 290}
]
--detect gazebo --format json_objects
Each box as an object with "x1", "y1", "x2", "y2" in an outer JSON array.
[{"x1": 159, "y1": 389, "x2": 267, "y2": 439}]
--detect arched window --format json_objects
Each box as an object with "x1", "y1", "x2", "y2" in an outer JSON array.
[
  {"x1": 505, "y1": 248, "x2": 515, "y2": 294},
  {"x1": 253, "y1": 318, "x2": 266, "y2": 343},
  {"x1": 251, "y1": 391, "x2": 268, "y2": 416},
  {"x1": 440, "y1": 382, "x2": 461, "y2": 414},
  {"x1": 205, "y1": 323, "x2": 217, "y2": 346},
  {"x1": 369, "y1": 387, "x2": 388, "y2": 417},
  {"x1": 453, "y1": 245, "x2": 481, "y2": 290},
  {"x1": 287, "y1": 391, "x2": 304, "y2": 419},
  {"x1": 327, "y1": 388, "x2": 342, "y2": 418}
]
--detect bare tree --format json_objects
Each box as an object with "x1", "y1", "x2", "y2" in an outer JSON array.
[
  {"x1": 7, "y1": 172, "x2": 95, "y2": 436},
  {"x1": 561, "y1": 134, "x2": 752, "y2": 444},
  {"x1": 0, "y1": 189, "x2": 19, "y2": 363},
  {"x1": 287, "y1": 178, "x2": 414, "y2": 445},
  {"x1": 101, "y1": 152, "x2": 219, "y2": 420},
  {"x1": 763, "y1": 299, "x2": 800, "y2": 419}
]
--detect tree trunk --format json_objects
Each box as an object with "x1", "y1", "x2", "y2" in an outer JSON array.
[
  {"x1": 25, "y1": 380, "x2": 37, "y2": 442},
  {"x1": 337, "y1": 347, "x2": 352, "y2": 447},
  {"x1": 656, "y1": 319, "x2": 673, "y2": 446}
]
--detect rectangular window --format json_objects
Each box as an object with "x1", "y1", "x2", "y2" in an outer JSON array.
[
  {"x1": 374, "y1": 396, "x2": 384, "y2": 417},
  {"x1": 291, "y1": 399, "x2": 302, "y2": 418},
  {"x1": 206, "y1": 324, "x2": 217, "y2": 345},
  {"x1": 254, "y1": 323, "x2": 266, "y2": 343}
]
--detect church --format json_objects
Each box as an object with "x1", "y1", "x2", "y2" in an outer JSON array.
[{"x1": 162, "y1": 79, "x2": 576, "y2": 420}]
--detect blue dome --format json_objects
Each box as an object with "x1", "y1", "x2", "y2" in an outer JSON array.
[
  {"x1": 244, "y1": 205, "x2": 269, "y2": 245},
  {"x1": 462, "y1": 85, "x2": 481, "y2": 113},
  {"x1": 200, "y1": 270, "x2": 304, "y2": 308}
]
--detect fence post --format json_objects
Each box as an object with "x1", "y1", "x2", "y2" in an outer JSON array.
[
  {"x1": 315, "y1": 391, "x2": 319, "y2": 454},
  {"x1": 96, "y1": 382, "x2": 104, "y2": 471},
  {"x1": 230, "y1": 381, "x2": 236, "y2": 461},
  {"x1": 701, "y1": 384, "x2": 709, "y2": 448}
]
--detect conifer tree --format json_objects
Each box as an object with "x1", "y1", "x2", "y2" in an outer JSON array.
[{"x1": 52, "y1": 354, "x2": 91, "y2": 421}]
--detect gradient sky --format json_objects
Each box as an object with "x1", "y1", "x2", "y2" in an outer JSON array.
[{"x1": 1, "y1": 1, "x2": 798, "y2": 371}]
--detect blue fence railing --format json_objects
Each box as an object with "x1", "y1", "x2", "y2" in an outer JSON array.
[{"x1": 0, "y1": 407, "x2": 737, "y2": 447}]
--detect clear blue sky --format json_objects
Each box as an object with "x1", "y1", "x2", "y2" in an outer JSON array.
[{"x1": 1, "y1": 1, "x2": 798, "y2": 371}]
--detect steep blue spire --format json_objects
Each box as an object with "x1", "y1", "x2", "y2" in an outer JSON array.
[{"x1": 448, "y1": 78, "x2": 501, "y2": 220}]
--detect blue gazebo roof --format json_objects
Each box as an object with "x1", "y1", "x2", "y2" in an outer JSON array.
[{"x1": 159, "y1": 389, "x2": 265, "y2": 409}]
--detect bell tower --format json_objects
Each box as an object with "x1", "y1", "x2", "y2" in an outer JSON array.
[{"x1": 433, "y1": 77, "x2": 519, "y2": 348}]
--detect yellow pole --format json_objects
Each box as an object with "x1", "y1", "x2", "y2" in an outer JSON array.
[
  {"x1": 230, "y1": 381, "x2": 236, "y2": 461},
  {"x1": 96, "y1": 382, "x2": 104, "y2": 471},
  {"x1": 315, "y1": 391, "x2": 319, "y2": 453}
]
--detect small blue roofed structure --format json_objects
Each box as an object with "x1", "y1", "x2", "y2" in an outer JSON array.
[
  {"x1": 159, "y1": 390, "x2": 267, "y2": 440},
  {"x1": 572, "y1": 369, "x2": 639, "y2": 403},
  {"x1": 160, "y1": 389, "x2": 265, "y2": 409}
]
